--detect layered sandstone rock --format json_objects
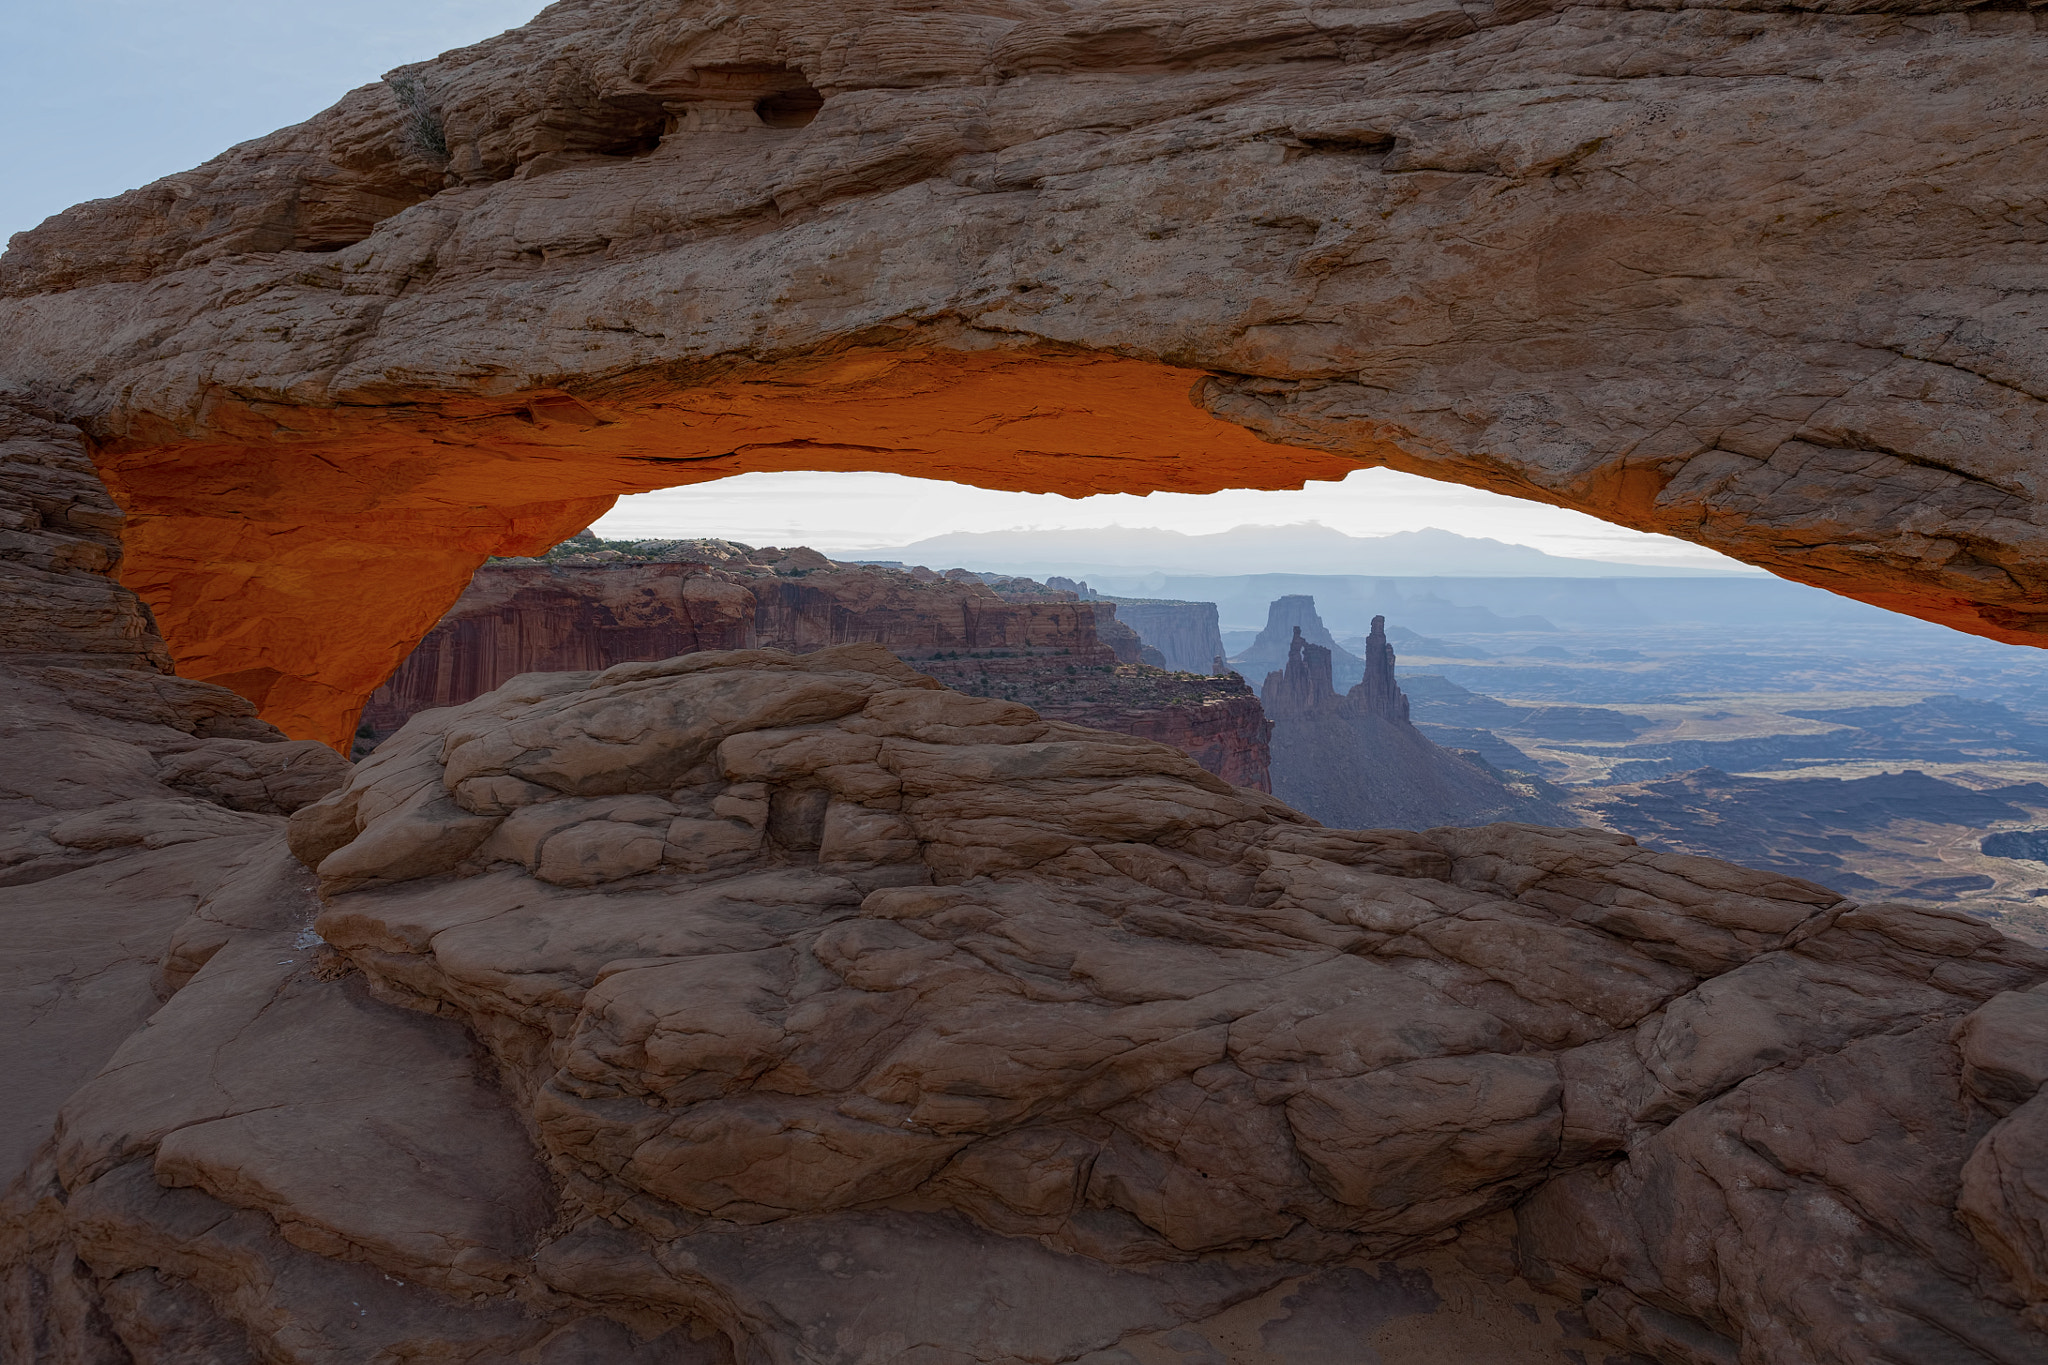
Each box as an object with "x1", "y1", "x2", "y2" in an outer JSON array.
[
  {"x1": 1263, "y1": 617, "x2": 1574, "y2": 829},
  {"x1": 1086, "y1": 605, "x2": 1163, "y2": 669},
  {"x1": 0, "y1": 402, "x2": 169, "y2": 675},
  {"x1": 6, "y1": 451, "x2": 2048, "y2": 1362},
  {"x1": 0, "y1": 408, "x2": 350, "y2": 1308},
  {"x1": 3, "y1": 2, "x2": 2048, "y2": 1356},
  {"x1": 0, "y1": 0, "x2": 2041, "y2": 744},
  {"x1": 920, "y1": 653, "x2": 1274, "y2": 791},
  {"x1": 0, "y1": 404, "x2": 349, "y2": 888},
  {"x1": 362, "y1": 552, "x2": 1109, "y2": 730},
  {"x1": 12, "y1": 642, "x2": 2045, "y2": 1361},
  {"x1": 361, "y1": 550, "x2": 1271, "y2": 787}
]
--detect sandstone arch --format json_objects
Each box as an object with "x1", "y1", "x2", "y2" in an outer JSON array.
[{"x1": 1, "y1": 0, "x2": 2041, "y2": 748}]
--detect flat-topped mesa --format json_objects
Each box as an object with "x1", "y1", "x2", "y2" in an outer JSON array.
[
  {"x1": 0, "y1": 0, "x2": 2042, "y2": 744},
  {"x1": 365, "y1": 550, "x2": 1273, "y2": 789}
]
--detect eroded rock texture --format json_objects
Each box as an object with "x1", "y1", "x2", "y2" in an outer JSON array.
[
  {"x1": 0, "y1": 411, "x2": 361, "y2": 1356},
  {"x1": 0, "y1": 403, "x2": 350, "y2": 893},
  {"x1": 0, "y1": 402, "x2": 168, "y2": 675},
  {"x1": 363, "y1": 552, "x2": 1113, "y2": 730},
  {"x1": 9, "y1": 637, "x2": 2042, "y2": 1362},
  {"x1": 0, "y1": 0, "x2": 2041, "y2": 744}
]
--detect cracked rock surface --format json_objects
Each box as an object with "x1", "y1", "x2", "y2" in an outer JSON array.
[{"x1": 11, "y1": 632, "x2": 2043, "y2": 1362}]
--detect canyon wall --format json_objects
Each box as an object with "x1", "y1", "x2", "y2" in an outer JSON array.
[
  {"x1": 0, "y1": 0, "x2": 2040, "y2": 744},
  {"x1": 365, "y1": 552, "x2": 1270, "y2": 790},
  {"x1": 1262, "y1": 615, "x2": 1574, "y2": 830},
  {"x1": 1094, "y1": 598, "x2": 1224, "y2": 675},
  {"x1": 1, "y1": 403, "x2": 171, "y2": 675},
  {"x1": 1077, "y1": 603, "x2": 1163, "y2": 669},
  {"x1": 917, "y1": 651, "x2": 1273, "y2": 792},
  {"x1": 0, "y1": 403, "x2": 352, "y2": 1288},
  {"x1": 16, "y1": 631, "x2": 2048, "y2": 1363}
]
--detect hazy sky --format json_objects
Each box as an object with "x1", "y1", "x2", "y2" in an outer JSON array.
[
  {"x1": 592, "y1": 470, "x2": 1754, "y2": 571},
  {"x1": 3, "y1": 3, "x2": 1744, "y2": 572}
]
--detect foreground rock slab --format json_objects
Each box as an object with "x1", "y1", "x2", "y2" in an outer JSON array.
[
  {"x1": 10, "y1": 642, "x2": 2040, "y2": 1361},
  {"x1": 1, "y1": 0, "x2": 2042, "y2": 742}
]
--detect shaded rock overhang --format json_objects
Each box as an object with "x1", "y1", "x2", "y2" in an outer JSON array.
[{"x1": 0, "y1": 0, "x2": 2041, "y2": 749}]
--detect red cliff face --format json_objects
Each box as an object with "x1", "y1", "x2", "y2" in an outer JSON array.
[
  {"x1": 1044, "y1": 581, "x2": 1223, "y2": 674},
  {"x1": 1065, "y1": 684, "x2": 1272, "y2": 793},
  {"x1": 920, "y1": 653, "x2": 1272, "y2": 793},
  {"x1": 363, "y1": 550, "x2": 1271, "y2": 791}
]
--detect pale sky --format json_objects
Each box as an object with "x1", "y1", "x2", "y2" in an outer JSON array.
[
  {"x1": 592, "y1": 469, "x2": 1756, "y2": 571},
  {"x1": 2, "y1": 1, "x2": 539, "y2": 243},
  {"x1": 4, "y1": 3, "x2": 1747, "y2": 574}
]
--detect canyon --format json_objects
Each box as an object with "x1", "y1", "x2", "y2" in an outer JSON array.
[
  {"x1": 363, "y1": 544, "x2": 1271, "y2": 791},
  {"x1": 1390, "y1": 660, "x2": 2048, "y2": 939},
  {"x1": 1046, "y1": 580, "x2": 1225, "y2": 675},
  {"x1": 1, "y1": 0, "x2": 2046, "y2": 1359}
]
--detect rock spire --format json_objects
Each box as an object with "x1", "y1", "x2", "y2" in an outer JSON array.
[
  {"x1": 1231, "y1": 597, "x2": 1367, "y2": 692},
  {"x1": 1259, "y1": 612, "x2": 1568, "y2": 830},
  {"x1": 1259, "y1": 626, "x2": 1337, "y2": 721},
  {"x1": 1355, "y1": 614, "x2": 1412, "y2": 724}
]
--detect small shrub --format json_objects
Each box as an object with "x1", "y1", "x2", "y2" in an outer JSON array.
[{"x1": 387, "y1": 73, "x2": 449, "y2": 162}]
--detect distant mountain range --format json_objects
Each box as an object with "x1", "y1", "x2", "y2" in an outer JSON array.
[{"x1": 848, "y1": 524, "x2": 1759, "y2": 579}]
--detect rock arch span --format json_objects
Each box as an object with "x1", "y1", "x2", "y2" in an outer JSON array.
[{"x1": 1, "y1": 0, "x2": 2041, "y2": 749}]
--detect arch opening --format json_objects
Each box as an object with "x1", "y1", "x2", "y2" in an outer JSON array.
[{"x1": 85, "y1": 341, "x2": 2048, "y2": 753}]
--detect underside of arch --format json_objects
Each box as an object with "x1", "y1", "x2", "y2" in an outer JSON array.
[
  {"x1": 97, "y1": 347, "x2": 1379, "y2": 745},
  {"x1": 88, "y1": 336, "x2": 2046, "y2": 751}
]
